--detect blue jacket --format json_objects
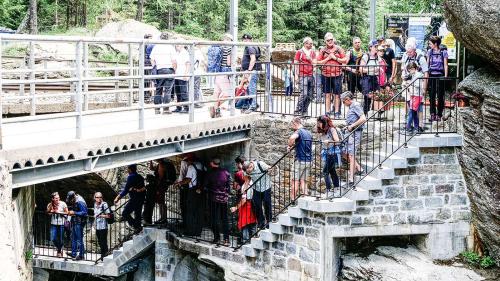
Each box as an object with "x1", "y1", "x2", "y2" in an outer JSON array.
[{"x1": 119, "y1": 172, "x2": 146, "y2": 201}]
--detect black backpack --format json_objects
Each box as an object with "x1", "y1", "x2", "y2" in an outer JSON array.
[
  {"x1": 101, "y1": 203, "x2": 115, "y2": 225},
  {"x1": 190, "y1": 163, "x2": 206, "y2": 190}
]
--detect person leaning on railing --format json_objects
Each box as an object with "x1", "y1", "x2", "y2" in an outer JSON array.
[
  {"x1": 288, "y1": 117, "x2": 313, "y2": 199},
  {"x1": 341, "y1": 91, "x2": 366, "y2": 187},
  {"x1": 242, "y1": 160, "x2": 272, "y2": 229},
  {"x1": 230, "y1": 172, "x2": 257, "y2": 241},
  {"x1": 93, "y1": 192, "x2": 110, "y2": 258},
  {"x1": 66, "y1": 191, "x2": 88, "y2": 261},
  {"x1": 46, "y1": 192, "x2": 68, "y2": 258}
]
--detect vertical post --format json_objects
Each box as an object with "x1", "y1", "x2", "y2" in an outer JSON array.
[
  {"x1": 114, "y1": 67, "x2": 119, "y2": 103},
  {"x1": 188, "y1": 43, "x2": 195, "y2": 122},
  {"x1": 43, "y1": 60, "x2": 47, "y2": 80},
  {"x1": 230, "y1": 0, "x2": 238, "y2": 116},
  {"x1": 369, "y1": 0, "x2": 376, "y2": 40},
  {"x1": 266, "y1": 0, "x2": 273, "y2": 112},
  {"x1": 128, "y1": 43, "x2": 133, "y2": 107},
  {"x1": 19, "y1": 58, "x2": 25, "y2": 95},
  {"x1": 29, "y1": 41, "x2": 36, "y2": 116},
  {"x1": 83, "y1": 42, "x2": 89, "y2": 111},
  {"x1": 75, "y1": 41, "x2": 83, "y2": 139},
  {"x1": 138, "y1": 41, "x2": 145, "y2": 130},
  {"x1": 0, "y1": 36, "x2": 3, "y2": 150}
]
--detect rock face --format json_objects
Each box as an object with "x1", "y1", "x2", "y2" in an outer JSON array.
[
  {"x1": 443, "y1": 0, "x2": 500, "y2": 69},
  {"x1": 341, "y1": 246, "x2": 484, "y2": 281},
  {"x1": 456, "y1": 67, "x2": 500, "y2": 264}
]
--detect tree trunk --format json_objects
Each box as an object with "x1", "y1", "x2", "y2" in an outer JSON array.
[
  {"x1": 82, "y1": 0, "x2": 87, "y2": 26},
  {"x1": 16, "y1": 13, "x2": 30, "y2": 33},
  {"x1": 28, "y1": 0, "x2": 38, "y2": 34},
  {"x1": 66, "y1": 0, "x2": 70, "y2": 30},
  {"x1": 136, "y1": 0, "x2": 144, "y2": 21},
  {"x1": 55, "y1": 0, "x2": 59, "y2": 27}
]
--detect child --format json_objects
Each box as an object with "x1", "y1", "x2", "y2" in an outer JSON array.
[
  {"x1": 230, "y1": 174, "x2": 256, "y2": 241},
  {"x1": 235, "y1": 78, "x2": 249, "y2": 110},
  {"x1": 405, "y1": 62, "x2": 424, "y2": 134},
  {"x1": 283, "y1": 61, "x2": 294, "y2": 99}
]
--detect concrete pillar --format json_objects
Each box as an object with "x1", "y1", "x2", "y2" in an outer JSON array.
[
  {"x1": 155, "y1": 240, "x2": 179, "y2": 281},
  {"x1": 424, "y1": 222, "x2": 470, "y2": 260}
]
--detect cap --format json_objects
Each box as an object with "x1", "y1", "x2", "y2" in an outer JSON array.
[
  {"x1": 128, "y1": 164, "x2": 137, "y2": 170},
  {"x1": 341, "y1": 91, "x2": 353, "y2": 100},
  {"x1": 377, "y1": 46, "x2": 385, "y2": 51},
  {"x1": 212, "y1": 158, "x2": 221, "y2": 165},
  {"x1": 66, "y1": 191, "x2": 76, "y2": 201},
  {"x1": 242, "y1": 33, "x2": 252, "y2": 40},
  {"x1": 144, "y1": 33, "x2": 153, "y2": 39},
  {"x1": 369, "y1": 40, "x2": 378, "y2": 47},
  {"x1": 377, "y1": 35, "x2": 385, "y2": 41}
]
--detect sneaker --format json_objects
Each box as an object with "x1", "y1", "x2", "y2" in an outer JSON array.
[
  {"x1": 163, "y1": 108, "x2": 171, "y2": 114},
  {"x1": 155, "y1": 108, "x2": 161, "y2": 114},
  {"x1": 334, "y1": 112, "x2": 341, "y2": 119},
  {"x1": 417, "y1": 127, "x2": 425, "y2": 133},
  {"x1": 172, "y1": 108, "x2": 183, "y2": 113},
  {"x1": 74, "y1": 256, "x2": 84, "y2": 261},
  {"x1": 244, "y1": 108, "x2": 256, "y2": 114}
]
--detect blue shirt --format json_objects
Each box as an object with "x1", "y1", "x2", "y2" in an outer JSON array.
[
  {"x1": 69, "y1": 195, "x2": 88, "y2": 224},
  {"x1": 119, "y1": 172, "x2": 145, "y2": 201},
  {"x1": 295, "y1": 128, "x2": 313, "y2": 162},
  {"x1": 346, "y1": 101, "x2": 365, "y2": 130}
]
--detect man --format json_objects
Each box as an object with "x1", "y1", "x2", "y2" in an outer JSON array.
[
  {"x1": 241, "y1": 34, "x2": 261, "y2": 113},
  {"x1": 66, "y1": 191, "x2": 88, "y2": 260},
  {"x1": 377, "y1": 36, "x2": 397, "y2": 84},
  {"x1": 293, "y1": 37, "x2": 316, "y2": 115},
  {"x1": 401, "y1": 37, "x2": 428, "y2": 133},
  {"x1": 242, "y1": 160, "x2": 271, "y2": 228},
  {"x1": 287, "y1": 117, "x2": 313, "y2": 199},
  {"x1": 209, "y1": 33, "x2": 233, "y2": 118},
  {"x1": 144, "y1": 34, "x2": 155, "y2": 101},
  {"x1": 173, "y1": 39, "x2": 191, "y2": 113},
  {"x1": 93, "y1": 192, "x2": 111, "y2": 258},
  {"x1": 173, "y1": 155, "x2": 205, "y2": 236},
  {"x1": 204, "y1": 158, "x2": 231, "y2": 245},
  {"x1": 341, "y1": 91, "x2": 366, "y2": 188},
  {"x1": 150, "y1": 32, "x2": 177, "y2": 114},
  {"x1": 114, "y1": 164, "x2": 146, "y2": 234},
  {"x1": 317, "y1": 33, "x2": 348, "y2": 119},
  {"x1": 146, "y1": 159, "x2": 176, "y2": 224},
  {"x1": 359, "y1": 40, "x2": 383, "y2": 115},
  {"x1": 345, "y1": 37, "x2": 364, "y2": 94}
]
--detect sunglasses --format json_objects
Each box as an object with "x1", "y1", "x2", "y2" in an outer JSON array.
[
  {"x1": 326, "y1": 39, "x2": 333, "y2": 42},
  {"x1": 95, "y1": 196, "x2": 102, "y2": 199}
]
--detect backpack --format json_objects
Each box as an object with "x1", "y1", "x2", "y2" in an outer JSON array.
[
  {"x1": 207, "y1": 45, "x2": 223, "y2": 73},
  {"x1": 405, "y1": 52, "x2": 425, "y2": 72},
  {"x1": 163, "y1": 160, "x2": 177, "y2": 185},
  {"x1": 428, "y1": 48, "x2": 445, "y2": 74},
  {"x1": 102, "y1": 204, "x2": 115, "y2": 225},
  {"x1": 190, "y1": 163, "x2": 206, "y2": 190}
]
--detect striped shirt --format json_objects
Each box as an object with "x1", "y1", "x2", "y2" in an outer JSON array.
[
  {"x1": 221, "y1": 46, "x2": 232, "y2": 67},
  {"x1": 94, "y1": 202, "x2": 110, "y2": 230}
]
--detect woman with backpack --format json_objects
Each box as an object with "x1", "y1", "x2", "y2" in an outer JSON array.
[
  {"x1": 427, "y1": 36, "x2": 449, "y2": 122},
  {"x1": 317, "y1": 115, "x2": 341, "y2": 195},
  {"x1": 94, "y1": 192, "x2": 111, "y2": 258}
]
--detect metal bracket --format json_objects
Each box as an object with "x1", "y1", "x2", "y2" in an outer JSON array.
[{"x1": 84, "y1": 156, "x2": 99, "y2": 171}]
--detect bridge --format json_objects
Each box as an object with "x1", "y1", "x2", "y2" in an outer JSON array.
[{"x1": 0, "y1": 34, "x2": 471, "y2": 281}]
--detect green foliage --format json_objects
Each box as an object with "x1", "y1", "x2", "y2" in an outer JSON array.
[
  {"x1": 0, "y1": 0, "x2": 27, "y2": 30},
  {"x1": 25, "y1": 249, "x2": 33, "y2": 262},
  {"x1": 2, "y1": 45, "x2": 28, "y2": 57},
  {"x1": 461, "y1": 251, "x2": 497, "y2": 269},
  {"x1": 479, "y1": 256, "x2": 496, "y2": 269}
]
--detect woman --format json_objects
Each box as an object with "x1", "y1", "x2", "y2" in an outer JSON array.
[
  {"x1": 427, "y1": 36, "x2": 448, "y2": 122},
  {"x1": 360, "y1": 40, "x2": 383, "y2": 115},
  {"x1": 377, "y1": 46, "x2": 387, "y2": 87},
  {"x1": 317, "y1": 115, "x2": 341, "y2": 194},
  {"x1": 93, "y1": 192, "x2": 110, "y2": 258},
  {"x1": 230, "y1": 174, "x2": 257, "y2": 241},
  {"x1": 46, "y1": 192, "x2": 68, "y2": 258}
]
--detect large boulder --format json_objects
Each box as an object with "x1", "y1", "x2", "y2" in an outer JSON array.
[
  {"x1": 456, "y1": 67, "x2": 500, "y2": 264},
  {"x1": 443, "y1": 0, "x2": 500, "y2": 69}
]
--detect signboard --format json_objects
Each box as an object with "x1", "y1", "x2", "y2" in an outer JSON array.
[
  {"x1": 386, "y1": 17, "x2": 408, "y2": 57},
  {"x1": 408, "y1": 17, "x2": 432, "y2": 50},
  {"x1": 439, "y1": 22, "x2": 457, "y2": 60}
]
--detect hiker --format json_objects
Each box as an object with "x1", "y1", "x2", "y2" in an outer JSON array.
[
  {"x1": 46, "y1": 192, "x2": 68, "y2": 258},
  {"x1": 93, "y1": 192, "x2": 111, "y2": 258},
  {"x1": 317, "y1": 115, "x2": 341, "y2": 194},
  {"x1": 114, "y1": 164, "x2": 146, "y2": 234},
  {"x1": 377, "y1": 45, "x2": 388, "y2": 87},
  {"x1": 293, "y1": 37, "x2": 316, "y2": 115},
  {"x1": 317, "y1": 33, "x2": 348, "y2": 119},
  {"x1": 235, "y1": 78, "x2": 249, "y2": 109},
  {"x1": 427, "y1": 35, "x2": 449, "y2": 122},
  {"x1": 150, "y1": 32, "x2": 177, "y2": 114},
  {"x1": 148, "y1": 159, "x2": 176, "y2": 224},
  {"x1": 243, "y1": 160, "x2": 272, "y2": 228},
  {"x1": 359, "y1": 40, "x2": 384, "y2": 115},
  {"x1": 377, "y1": 36, "x2": 397, "y2": 84},
  {"x1": 287, "y1": 117, "x2": 313, "y2": 199},
  {"x1": 404, "y1": 62, "x2": 425, "y2": 134},
  {"x1": 173, "y1": 39, "x2": 191, "y2": 113},
  {"x1": 345, "y1": 37, "x2": 364, "y2": 95},
  {"x1": 66, "y1": 191, "x2": 88, "y2": 260},
  {"x1": 230, "y1": 171, "x2": 257, "y2": 241},
  {"x1": 207, "y1": 33, "x2": 233, "y2": 118},
  {"x1": 241, "y1": 34, "x2": 261, "y2": 113}
]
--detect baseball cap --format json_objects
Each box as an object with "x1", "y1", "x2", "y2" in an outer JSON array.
[
  {"x1": 242, "y1": 33, "x2": 252, "y2": 40},
  {"x1": 66, "y1": 191, "x2": 76, "y2": 201},
  {"x1": 369, "y1": 40, "x2": 378, "y2": 47}
]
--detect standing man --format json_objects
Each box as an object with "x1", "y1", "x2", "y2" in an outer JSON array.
[
  {"x1": 173, "y1": 39, "x2": 191, "y2": 113},
  {"x1": 345, "y1": 37, "x2": 364, "y2": 94},
  {"x1": 66, "y1": 191, "x2": 88, "y2": 260},
  {"x1": 293, "y1": 37, "x2": 316, "y2": 115},
  {"x1": 378, "y1": 36, "x2": 397, "y2": 84},
  {"x1": 287, "y1": 117, "x2": 313, "y2": 199},
  {"x1": 204, "y1": 158, "x2": 232, "y2": 246},
  {"x1": 243, "y1": 160, "x2": 272, "y2": 229},
  {"x1": 150, "y1": 32, "x2": 177, "y2": 114},
  {"x1": 241, "y1": 34, "x2": 261, "y2": 114},
  {"x1": 317, "y1": 33, "x2": 348, "y2": 119},
  {"x1": 93, "y1": 192, "x2": 110, "y2": 258},
  {"x1": 114, "y1": 164, "x2": 146, "y2": 234}
]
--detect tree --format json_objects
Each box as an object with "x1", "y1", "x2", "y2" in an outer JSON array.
[
  {"x1": 29, "y1": 0, "x2": 38, "y2": 34},
  {"x1": 136, "y1": 0, "x2": 144, "y2": 21}
]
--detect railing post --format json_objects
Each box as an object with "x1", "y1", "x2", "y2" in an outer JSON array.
[
  {"x1": 75, "y1": 40, "x2": 83, "y2": 139},
  {"x1": 138, "y1": 41, "x2": 145, "y2": 130},
  {"x1": 29, "y1": 41, "x2": 36, "y2": 116},
  {"x1": 128, "y1": 43, "x2": 133, "y2": 107},
  {"x1": 19, "y1": 57, "x2": 25, "y2": 95},
  {"x1": 114, "y1": 67, "x2": 120, "y2": 103},
  {"x1": 266, "y1": 0, "x2": 273, "y2": 112},
  {"x1": 188, "y1": 43, "x2": 195, "y2": 122},
  {"x1": 83, "y1": 42, "x2": 89, "y2": 111},
  {"x1": 229, "y1": 0, "x2": 238, "y2": 116},
  {"x1": 0, "y1": 36, "x2": 3, "y2": 150}
]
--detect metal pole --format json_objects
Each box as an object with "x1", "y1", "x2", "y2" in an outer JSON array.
[
  {"x1": 29, "y1": 41, "x2": 36, "y2": 116},
  {"x1": 75, "y1": 41, "x2": 83, "y2": 139},
  {"x1": 138, "y1": 41, "x2": 145, "y2": 130},
  {"x1": 83, "y1": 42, "x2": 89, "y2": 110},
  {"x1": 230, "y1": 0, "x2": 238, "y2": 116},
  {"x1": 188, "y1": 44, "x2": 195, "y2": 122},
  {"x1": 128, "y1": 43, "x2": 133, "y2": 107},
  {"x1": 266, "y1": 0, "x2": 273, "y2": 112},
  {"x1": 0, "y1": 36, "x2": 3, "y2": 150},
  {"x1": 370, "y1": 0, "x2": 377, "y2": 40}
]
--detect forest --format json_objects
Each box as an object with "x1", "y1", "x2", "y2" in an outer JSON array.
[{"x1": 0, "y1": 0, "x2": 443, "y2": 47}]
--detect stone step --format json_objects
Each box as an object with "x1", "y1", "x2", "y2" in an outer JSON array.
[
  {"x1": 112, "y1": 249, "x2": 123, "y2": 258},
  {"x1": 345, "y1": 187, "x2": 369, "y2": 201},
  {"x1": 251, "y1": 237, "x2": 268, "y2": 250},
  {"x1": 408, "y1": 133, "x2": 463, "y2": 148},
  {"x1": 297, "y1": 197, "x2": 356, "y2": 213},
  {"x1": 386, "y1": 142, "x2": 420, "y2": 159},
  {"x1": 365, "y1": 163, "x2": 395, "y2": 179},
  {"x1": 123, "y1": 240, "x2": 134, "y2": 252},
  {"x1": 288, "y1": 206, "x2": 307, "y2": 219},
  {"x1": 372, "y1": 153, "x2": 408, "y2": 169},
  {"x1": 269, "y1": 222, "x2": 286, "y2": 235},
  {"x1": 242, "y1": 244, "x2": 257, "y2": 258},
  {"x1": 103, "y1": 255, "x2": 114, "y2": 265},
  {"x1": 357, "y1": 176, "x2": 383, "y2": 190},
  {"x1": 259, "y1": 229, "x2": 278, "y2": 243},
  {"x1": 278, "y1": 214, "x2": 296, "y2": 226}
]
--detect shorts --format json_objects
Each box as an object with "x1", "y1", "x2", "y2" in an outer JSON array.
[
  {"x1": 361, "y1": 75, "x2": 379, "y2": 95},
  {"x1": 346, "y1": 130, "x2": 362, "y2": 155},
  {"x1": 322, "y1": 75, "x2": 343, "y2": 95},
  {"x1": 293, "y1": 160, "x2": 311, "y2": 180}
]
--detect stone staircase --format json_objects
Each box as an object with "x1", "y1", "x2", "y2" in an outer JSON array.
[{"x1": 241, "y1": 133, "x2": 463, "y2": 258}]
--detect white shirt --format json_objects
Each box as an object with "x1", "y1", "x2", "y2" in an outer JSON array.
[
  {"x1": 185, "y1": 162, "x2": 205, "y2": 188},
  {"x1": 47, "y1": 201, "x2": 67, "y2": 225},
  {"x1": 194, "y1": 48, "x2": 205, "y2": 75},
  {"x1": 150, "y1": 44, "x2": 176, "y2": 69},
  {"x1": 175, "y1": 48, "x2": 190, "y2": 81}
]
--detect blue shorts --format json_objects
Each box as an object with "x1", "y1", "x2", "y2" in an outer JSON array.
[{"x1": 322, "y1": 75, "x2": 343, "y2": 95}]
